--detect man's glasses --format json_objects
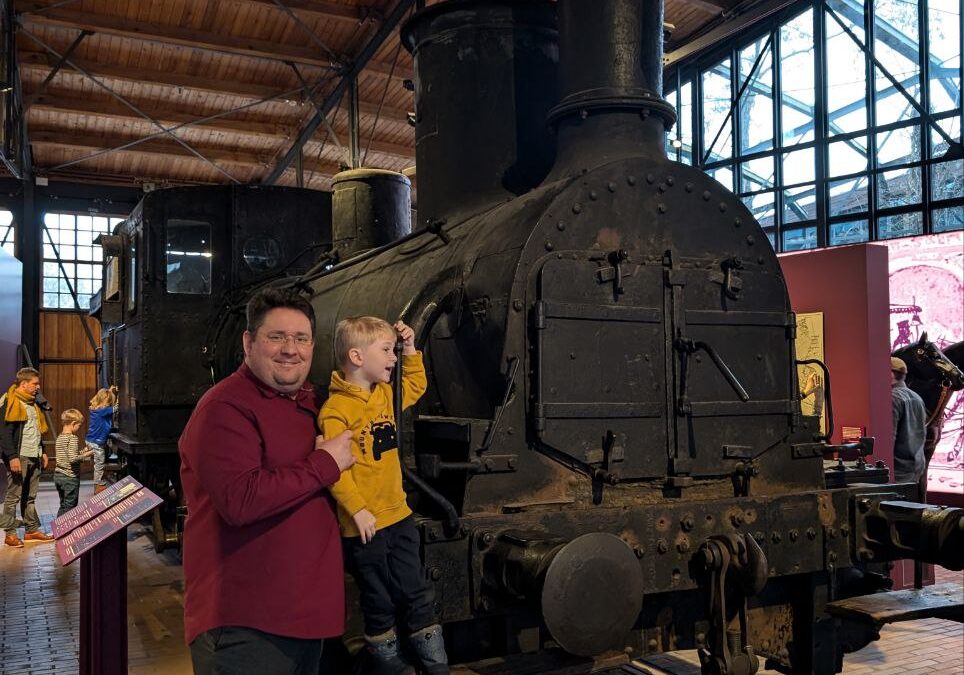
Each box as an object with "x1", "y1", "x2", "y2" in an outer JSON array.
[{"x1": 262, "y1": 332, "x2": 314, "y2": 347}]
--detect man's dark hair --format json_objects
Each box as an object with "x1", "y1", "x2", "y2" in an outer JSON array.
[{"x1": 246, "y1": 287, "x2": 316, "y2": 335}]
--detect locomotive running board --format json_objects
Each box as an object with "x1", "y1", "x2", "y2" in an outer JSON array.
[{"x1": 825, "y1": 582, "x2": 964, "y2": 627}]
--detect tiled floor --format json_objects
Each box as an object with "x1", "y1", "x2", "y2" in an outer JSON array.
[{"x1": 0, "y1": 482, "x2": 961, "y2": 675}]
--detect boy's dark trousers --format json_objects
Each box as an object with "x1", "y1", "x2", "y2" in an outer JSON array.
[
  {"x1": 344, "y1": 515, "x2": 437, "y2": 636},
  {"x1": 53, "y1": 472, "x2": 80, "y2": 517}
]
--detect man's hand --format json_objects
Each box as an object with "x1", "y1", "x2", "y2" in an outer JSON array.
[
  {"x1": 317, "y1": 430, "x2": 355, "y2": 472},
  {"x1": 41, "y1": 454, "x2": 49, "y2": 470},
  {"x1": 9, "y1": 457, "x2": 21, "y2": 474},
  {"x1": 394, "y1": 321, "x2": 416, "y2": 355},
  {"x1": 353, "y1": 508, "x2": 377, "y2": 544}
]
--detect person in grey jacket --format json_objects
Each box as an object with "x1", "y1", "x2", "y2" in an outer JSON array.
[
  {"x1": 890, "y1": 357, "x2": 927, "y2": 496},
  {"x1": 1, "y1": 367, "x2": 55, "y2": 547}
]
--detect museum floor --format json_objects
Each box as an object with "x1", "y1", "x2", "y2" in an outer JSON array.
[{"x1": 0, "y1": 482, "x2": 960, "y2": 675}]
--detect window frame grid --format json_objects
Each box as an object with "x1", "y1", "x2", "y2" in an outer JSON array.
[
  {"x1": 664, "y1": 0, "x2": 963, "y2": 253},
  {"x1": 41, "y1": 211, "x2": 126, "y2": 311}
]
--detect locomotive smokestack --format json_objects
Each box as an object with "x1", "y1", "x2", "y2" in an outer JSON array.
[
  {"x1": 546, "y1": 0, "x2": 676, "y2": 179},
  {"x1": 401, "y1": 1, "x2": 558, "y2": 229}
]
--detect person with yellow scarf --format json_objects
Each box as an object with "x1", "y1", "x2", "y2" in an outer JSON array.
[{"x1": 1, "y1": 367, "x2": 54, "y2": 547}]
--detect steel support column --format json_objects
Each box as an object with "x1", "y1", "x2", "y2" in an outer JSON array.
[
  {"x1": 263, "y1": 0, "x2": 415, "y2": 184},
  {"x1": 348, "y1": 76, "x2": 361, "y2": 168}
]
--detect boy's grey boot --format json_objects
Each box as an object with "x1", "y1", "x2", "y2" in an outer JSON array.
[
  {"x1": 365, "y1": 629, "x2": 416, "y2": 675},
  {"x1": 408, "y1": 624, "x2": 450, "y2": 675}
]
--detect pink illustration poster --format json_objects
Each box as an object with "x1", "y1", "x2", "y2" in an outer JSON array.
[{"x1": 884, "y1": 231, "x2": 964, "y2": 500}]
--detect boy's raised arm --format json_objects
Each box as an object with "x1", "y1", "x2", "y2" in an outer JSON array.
[{"x1": 401, "y1": 352, "x2": 427, "y2": 410}]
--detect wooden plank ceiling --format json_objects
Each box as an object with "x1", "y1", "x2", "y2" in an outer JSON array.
[{"x1": 11, "y1": 0, "x2": 735, "y2": 191}]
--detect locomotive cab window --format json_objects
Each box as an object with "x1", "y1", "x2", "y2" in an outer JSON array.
[{"x1": 166, "y1": 219, "x2": 212, "y2": 295}]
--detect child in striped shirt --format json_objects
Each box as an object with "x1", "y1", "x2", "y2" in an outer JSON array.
[{"x1": 54, "y1": 409, "x2": 93, "y2": 517}]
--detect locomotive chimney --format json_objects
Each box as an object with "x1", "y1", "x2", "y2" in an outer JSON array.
[
  {"x1": 545, "y1": 0, "x2": 677, "y2": 180},
  {"x1": 401, "y1": 1, "x2": 558, "y2": 229}
]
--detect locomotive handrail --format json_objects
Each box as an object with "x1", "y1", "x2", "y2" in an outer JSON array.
[{"x1": 393, "y1": 340, "x2": 461, "y2": 535}]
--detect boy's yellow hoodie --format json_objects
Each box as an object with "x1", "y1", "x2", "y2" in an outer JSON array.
[{"x1": 320, "y1": 352, "x2": 427, "y2": 537}]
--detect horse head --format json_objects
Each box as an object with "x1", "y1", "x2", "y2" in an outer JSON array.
[{"x1": 894, "y1": 332, "x2": 964, "y2": 392}]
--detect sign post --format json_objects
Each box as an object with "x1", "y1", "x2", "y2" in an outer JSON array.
[{"x1": 52, "y1": 476, "x2": 163, "y2": 675}]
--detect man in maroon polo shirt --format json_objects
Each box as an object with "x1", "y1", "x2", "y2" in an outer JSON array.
[{"x1": 180, "y1": 287, "x2": 354, "y2": 675}]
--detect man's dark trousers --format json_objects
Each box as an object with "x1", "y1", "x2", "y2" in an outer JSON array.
[{"x1": 189, "y1": 626, "x2": 323, "y2": 675}]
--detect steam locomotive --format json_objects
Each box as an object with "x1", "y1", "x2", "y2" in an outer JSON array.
[{"x1": 92, "y1": 1, "x2": 963, "y2": 673}]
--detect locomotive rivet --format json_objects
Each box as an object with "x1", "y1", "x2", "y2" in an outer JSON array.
[
  {"x1": 702, "y1": 191, "x2": 712, "y2": 201},
  {"x1": 756, "y1": 354, "x2": 763, "y2": 361},
  {"x1": 557, "y1": 221, "x2": 566, "y2": 231},
  {"x1": 627, "y1": 175, "x2": 637, "y2": 186},
  {"x1": 841, "y1": 525, "x2": 850, "y2": 537},
  {"x1": 579, "y1": 108, "x2": 589, "y2": 120},
  {"x1": 479, "y1": 532, "x2": 494, "y2": 548},
  {"x1": 607, "y1": 182, "x2": 617, "y2": 192},
  {"x1": 512, "y1": 300, "x2": 523, "y2": 311},
  {"x1": 545, "y1": 241, "x2": 554, "y2": 251},
  {"x1": 827, "y1": 527, "x2": 837, "y2": 539},
  {"x1": 633, "y1": 546, "x2": 644, "y2": 558},
  {"x1": 745, "y1": 235, "x2": 755, "y2": 245},
  {"x1": 556, "y1": 253, "x2": 563, "y2": 259},
  {"x1": 806, "y1": 527, "x2": 817, "y2": 540},
  {"x1": 647, "y1": 639, "x2": 659, "y2": 650},
  {"x1": 572, "y1": 203, "x2": 583, "y2": 214},
  {"x1": 681, "y1": 515, "x2": 694, "y2": 532},
  {"x1": 718, "y1": 202, "x2": 728, "y2": 212},
  {"x1": 829, "y1": 552, "x2": 838, "y2": 563},
  {"x1": 656, "y1": 539, "x2": 668, "y2": 554},
  {"x1": 569, "y1": 352, "x2": 576, "y2": 360},
  {"x1": 734, "y1": 217, "x2": 742, "y2": 227},
  {"x1": 429, "y1": 567, "x2": 442, "y2": 581},
  {"x1": 731, "y1": 513, "x2": 744, "y2": 526},
  {"x1": 507, "y1": 457, "x2": 517, "y2": 469},
  {"x1": 685, "y1": 182, "x2": 694, "y2": 192},
  {"x1": 646, "y1": 173, "x2": 656, "y2": 184},
  {"x1": 428, "y1": 528, "x2": 438, "y2": 541},
  {"x1": 761, "y1": 640, "x2": 771, "y2": 651},
  {"x1": 696, "y1": 633, "x2": 706, "y2": 646},
  {"x1": 666, "y1": 176, "x2": 675, "y2": 186},
  {"x1": 589, "y1": 190, "x2": 599, "y2": 201},
  {"x1": 550, "y1": 387, "x2": 557, "y2": 394},
  {"x1": 789, "y1": 529, "x2": 799, "y2": 542},
  {"x1": 658, "y1": 203, "x2": 668, "y2": 214},
  {"x1": 624, "y1": 647, "x2": 634, "y2": 656},
  {"x1": 676, "y1": 538, "x2": 690, "y2": 553},
  {"x1": 657, "y1": 183, "x2": 666, "y2": 193},
  {"x1": 754, "y1": 531, "x2": 765, "y2": 544},
  {"x1": 695, "y1": 355, "x2": 702, "y2": 363}
]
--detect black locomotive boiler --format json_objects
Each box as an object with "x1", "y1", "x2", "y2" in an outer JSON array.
[{"x1": 94, "y1": 1, "x2": 963, "y2": 673}]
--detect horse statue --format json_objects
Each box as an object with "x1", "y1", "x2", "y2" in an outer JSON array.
[{"x1": 893, "y1": 332, "x2": 964, "y2": 470}]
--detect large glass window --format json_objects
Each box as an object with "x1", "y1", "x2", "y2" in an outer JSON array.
[
  {"x1": 665, "y1": 0, "x2": 963, "y2": 251},
  {"x1": 0, "y1": 210, "x2": 14, "y2": 257},
  {"x1": 42, "y1": 213, "x2": 124, "y2": 310}
]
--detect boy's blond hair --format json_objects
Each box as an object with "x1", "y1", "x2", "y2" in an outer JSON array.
[
  {"x1": 89, "y1": 388, "x2": 115, "y2": 410},
  {"x1": 334, "y1": 316, "x2": 395, "y2": 367},
  {"x1": 61, "y1": 408, "x2": 84, "y2": 424}
]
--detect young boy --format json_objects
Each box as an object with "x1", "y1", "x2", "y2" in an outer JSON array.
[
  {"x1": 320, "y1": 317, "x2": 449, "y2": 675},
  {"x1": 54, "y1": 409, "x2": 93, "y2": 517}
]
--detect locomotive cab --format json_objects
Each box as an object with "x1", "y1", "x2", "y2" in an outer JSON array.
[{"x1": 92, "y1": 185, "x2": 333, "y2": 549}]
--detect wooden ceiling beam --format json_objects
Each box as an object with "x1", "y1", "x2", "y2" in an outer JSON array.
[
  {"x1": 237, "y1": 0, "x2": 384, "y2": 26},
  {"x1": 18, "y1": 1, "x2": 412, "y2": 79},
  {"x1": 676, "y1": 0, "x2": 728, "y2": 14},
  {"x1": 30, "y1": 128, "x2": 343, "y2": 177},
  {"x1": 26, "y1": 92, "x2": 414, "y2": 159},
  {"x1": 19, "y1": 51, "x2": 413, "y2": 124}
]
